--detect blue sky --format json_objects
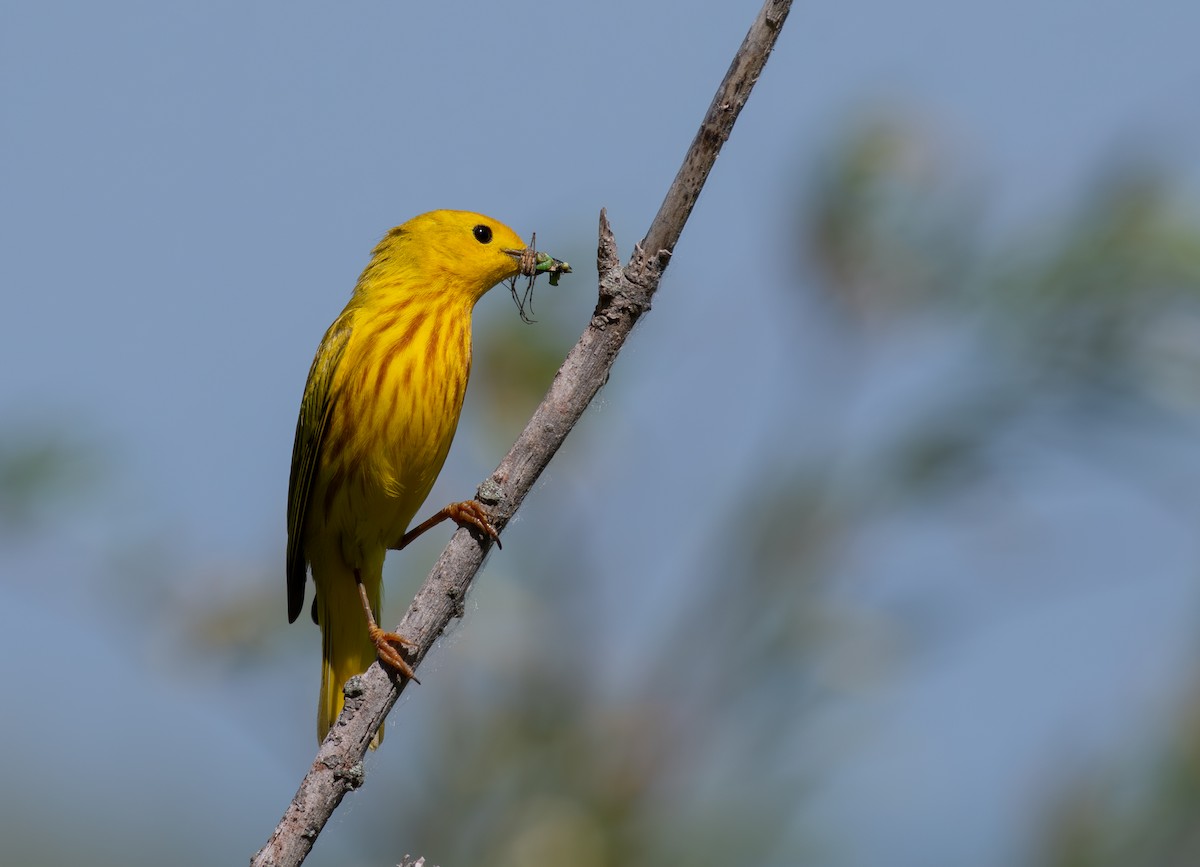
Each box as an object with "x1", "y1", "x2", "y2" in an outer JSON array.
[{"x1": 3, "y1": 2, "x2": 1199, "y2": 865}]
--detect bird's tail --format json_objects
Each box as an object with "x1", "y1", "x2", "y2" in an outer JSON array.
[{"x1": 312, "y1": 550, "x2": 385, "y2": 748}]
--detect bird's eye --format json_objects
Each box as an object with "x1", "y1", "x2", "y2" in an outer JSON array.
[{"x1": 473, "y1": 225, "x2": 493, "y2": 244}]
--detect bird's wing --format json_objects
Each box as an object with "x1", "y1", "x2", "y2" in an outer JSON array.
[{"x1": 286, "y1": 320, "x2": 351, "y2": 623}]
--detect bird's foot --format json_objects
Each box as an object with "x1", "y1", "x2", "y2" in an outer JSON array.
[{"x1": 368, "y1": 624, "x2": 420, "y2": 683}]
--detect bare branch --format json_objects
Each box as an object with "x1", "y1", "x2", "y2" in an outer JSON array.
[
  {"x1": 251, "y1": 2, "x2": 792, "y2": 864},
  {"x1": 640, "y1": 0, "x2": 792, "y2": 260}
]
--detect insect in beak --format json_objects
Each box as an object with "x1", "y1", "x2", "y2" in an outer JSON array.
[{"x1": 504, "y1": 232, "x2": 572, "y2": 323}]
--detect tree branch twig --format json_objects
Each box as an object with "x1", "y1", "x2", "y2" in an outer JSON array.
[{"x1": 251, "y1": 2, "x2": 791, "y2": 864}]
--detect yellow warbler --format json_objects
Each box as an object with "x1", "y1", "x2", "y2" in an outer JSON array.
[{"x1": 286, "y1": 209, "x2": 568, "y2": 745}]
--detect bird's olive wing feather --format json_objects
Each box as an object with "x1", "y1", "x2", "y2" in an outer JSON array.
[{"x1": 286, "y1": 322, "x2": 350, "y2": 623}]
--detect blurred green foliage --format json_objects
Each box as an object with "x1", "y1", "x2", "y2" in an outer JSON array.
[
  {"x1": 1038, "y1": 696, "x2": 1200, "y2": 867},
  {"x1": 807, "y1": 119, "x2": 1200, "y2": 866},
  {"x1": 0, "y1": 425, "x2": 101, "y2": 533}
]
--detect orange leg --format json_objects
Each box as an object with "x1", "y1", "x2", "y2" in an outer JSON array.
[
  {"x1": 396, "y1": 499, "x2": 501, "y2": 551},
  {"x1": 355, "y1": 570, "x2": 420, "y2": 684}
]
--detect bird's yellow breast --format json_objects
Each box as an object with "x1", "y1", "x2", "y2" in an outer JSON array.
[{"x1": 305, "y1": 292, "x2": 473, "y2": 567}]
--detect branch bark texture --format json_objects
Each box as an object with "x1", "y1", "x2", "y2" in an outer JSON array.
[{"x1": 252, "y1": 2, "x2": 791, "y2": 864}]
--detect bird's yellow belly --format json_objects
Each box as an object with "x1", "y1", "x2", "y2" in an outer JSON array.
[{"x1": 308, "y1": 362, "x2": 467, "y2": 569}]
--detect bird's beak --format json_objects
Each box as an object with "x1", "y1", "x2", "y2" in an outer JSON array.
[{"x1": 503, "y1": 246, "x2": 535, "y2": 276}]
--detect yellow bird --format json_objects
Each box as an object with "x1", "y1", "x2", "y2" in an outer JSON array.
[{"x1": 286, "y1": 210, "x2": 568, "y2": 745}]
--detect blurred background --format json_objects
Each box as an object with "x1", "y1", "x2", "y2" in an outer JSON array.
[{"x1": 3, "y1": 1, "x2": 1200, "y2": 865}]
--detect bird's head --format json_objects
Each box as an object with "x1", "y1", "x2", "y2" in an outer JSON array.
[{"x1": 359, "y1": 210, "x2": 529, "y2": 303}]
